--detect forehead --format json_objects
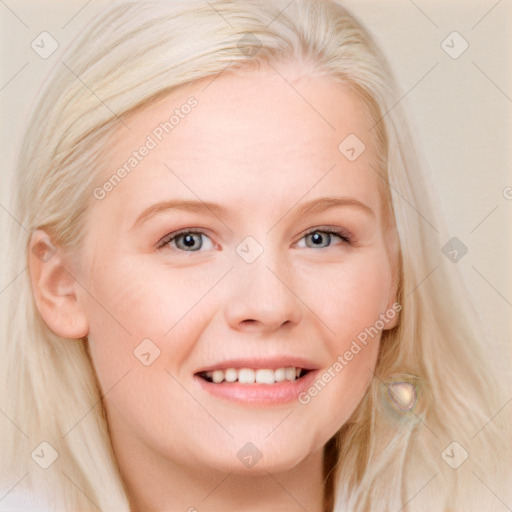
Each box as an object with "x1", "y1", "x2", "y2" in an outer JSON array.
[{"x1": 97, "y1": 66, "x2": 383, "y2": 226}]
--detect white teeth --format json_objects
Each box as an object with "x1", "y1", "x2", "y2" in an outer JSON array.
[
  {"x1": 212, "y1": 370, "x2": 224, "y2": 383},
  {"x1": 274, "y1": 367, "x2": 286, "y2": 382},
  {"x1": 224, "y1": 368, "x2": 237, "y2": 383},
  {"x1": 238, "y1": 368, "x2": 255, "y2": 384},
  {"x1": 285, "y1": 367, "x2": 296, "y2": 381},
  {"x1": 255, "y1": 369, "x2": 275, "y2": 384},
  {"x1": 202, "y1": 366, "x2": 305, "y2": 384}
]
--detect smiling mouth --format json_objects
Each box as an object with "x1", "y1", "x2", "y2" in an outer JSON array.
[{"x1": 197, "y1": 367, "x2": 311, "y2": 385}]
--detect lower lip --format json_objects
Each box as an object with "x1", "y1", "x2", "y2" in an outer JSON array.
[{"x1": 194, "y1": 370, "x2": 319, "y2": 405}]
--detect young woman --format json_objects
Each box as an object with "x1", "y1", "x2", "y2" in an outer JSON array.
[{"x1": 1, "y1": 1, "x2": 509, "y2": 510}]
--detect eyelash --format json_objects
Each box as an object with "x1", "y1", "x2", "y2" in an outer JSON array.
[
  {"x1": 156, "y1": 226, "x2": 354, "y2": 252},
  {"x1": 157, "y1": 229, "x2": 210, "y2": 251},
  {"x1": 301, "y1": 226, "x2": 353, "y2": 246}
]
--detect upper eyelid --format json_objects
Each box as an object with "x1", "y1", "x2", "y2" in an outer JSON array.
[
  {"x1": 295, "y1": 226, "x2": 353, "y2": 243},
  {"x1": 157, "y1": 228, "x2": 212, "y2": 248}
]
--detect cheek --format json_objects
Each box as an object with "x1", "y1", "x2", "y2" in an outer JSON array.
[
  {"x1": 79, "y1": 255, "x2": 241, "y2": 466},
  {"x1": 292, "y1": 249, "x2": 392, "y2": 425},
  {"x1": 81, "y1": 255, "x2": 227, "y2": 387},
  {"x1": 298, "y1": 248, "x2": 394, "y2": 347}
]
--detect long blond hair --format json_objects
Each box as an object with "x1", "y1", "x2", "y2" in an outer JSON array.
[{"x1": 1, "y1": 1, "x2": 508, "y2": 510}]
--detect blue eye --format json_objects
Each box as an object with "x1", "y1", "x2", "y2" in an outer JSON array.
[
  {"x1": 297, "y1": 229, "x2": 351, "y2": 249},
  {"x1": 159, "y1": 231, "x2": 214, "y2": 252},
  {"x1": 305, "y1": 231, "x2": 331, "y2": 248},
  {"x1": 158, "y1": 228, "x2": 351, "y2": 252}
]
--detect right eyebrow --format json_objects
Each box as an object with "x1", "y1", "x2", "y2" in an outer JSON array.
[{"x1": 131, "y1": 199, "x2": 230, "y2": 230}]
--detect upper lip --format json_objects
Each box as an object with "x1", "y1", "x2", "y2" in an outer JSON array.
[{"x1": 194, "y1": 357, "x2": 320, "y2": 374}]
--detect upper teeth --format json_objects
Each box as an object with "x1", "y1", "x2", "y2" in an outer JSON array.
[{"x1": 204, "y1": 367, "x2": 302, "y2": 384}]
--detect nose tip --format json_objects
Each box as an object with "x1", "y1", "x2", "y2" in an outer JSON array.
[{"x1": 224, "y1": 263, "x2": 302, "y2": 333}]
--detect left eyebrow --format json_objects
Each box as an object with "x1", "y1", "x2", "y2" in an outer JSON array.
[{"x1": 292, "y1": 196, "x2": 376, "y2": 219}]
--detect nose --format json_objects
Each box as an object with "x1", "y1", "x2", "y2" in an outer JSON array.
[{"x1": 224, "y1": 256, "x2": 303, "y2": 333}]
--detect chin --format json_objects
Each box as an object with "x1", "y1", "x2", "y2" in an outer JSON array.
[{"x1": 198, "y1": 428, "x2": 325, "y2": 476}]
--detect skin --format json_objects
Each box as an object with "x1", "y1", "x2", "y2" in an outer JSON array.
[{"x1": 29, "y1": 63, "x2": 398, "y2": 511}]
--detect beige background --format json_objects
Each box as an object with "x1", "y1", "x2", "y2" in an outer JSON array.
[{"x1": 1, "y1": 1, "x2": 511, "y2": 377}]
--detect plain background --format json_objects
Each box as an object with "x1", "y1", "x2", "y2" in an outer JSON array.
[{"x1": 0, "y1": 0, "x2": 510, "y2": 378}]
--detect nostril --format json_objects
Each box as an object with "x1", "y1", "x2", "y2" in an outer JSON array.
[
  {"x1": 239, "y1": 318, "x2": 295, "y2": 329},
  {"x1": 239, "y1": 319, "x2": 259, "y2": 327}
]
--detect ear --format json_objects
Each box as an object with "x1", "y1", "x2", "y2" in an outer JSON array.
[
  {"x1": 28, "y1": 230, "x2": 89, "y2": 339},
  {"x1": 383, "y1": 232, "x2": 401, "y2": 331},
  {"x1": 383, "y1": 292, "x2": 400, "y2": 330}
]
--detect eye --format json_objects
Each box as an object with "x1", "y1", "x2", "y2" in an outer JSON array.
[
  {"x1": 158, "y1": 230, "x2": 214, "y2": 252},
  {"x1": 296, "y1": 229, "x2": 351, "y2": 249}
]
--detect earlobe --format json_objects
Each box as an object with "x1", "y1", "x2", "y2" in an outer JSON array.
[
  {"x1": 383, "y1": 296, "x2": 400, "y2": 330},
  {"x1": 383, "y1": 278, "x2": 401, "y2": 330},
  {"x1": 28, "y1": 230, "x2": 89, "y2": 339},
  {"x1": 384, "y1": 235, "x2": 402, "y2": 331}
]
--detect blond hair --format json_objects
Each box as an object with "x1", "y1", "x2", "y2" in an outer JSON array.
[{"x1": 1, "y1": 1, "x2": 509, "y2": 510}]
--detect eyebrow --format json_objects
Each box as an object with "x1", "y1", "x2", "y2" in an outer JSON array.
[
  {"x1": 293, "y1": 196, "x2": 375, "y2": 219},
  {"x1": 132, "y1": 196, "x2": 375, "y2": 229},
  {"x1": 132, "y1": 199, "x2": 229, "y2": 229}
]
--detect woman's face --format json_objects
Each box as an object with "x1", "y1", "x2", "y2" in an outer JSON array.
[{"x1": 76, "y1": 65, "x2": 398, "y2": 474}]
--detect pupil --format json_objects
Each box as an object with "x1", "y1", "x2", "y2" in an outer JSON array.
[
  {"x1": 312, "y1": 232, "x2": 323, "y2": 244},
  {"x1": 183, "y1": 234, "x2": 196, "y2": 247}
]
